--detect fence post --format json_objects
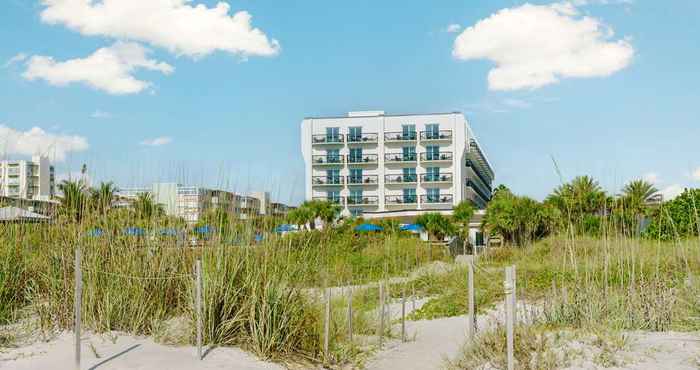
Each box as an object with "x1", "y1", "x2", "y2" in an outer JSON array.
[
  {"x1": 323, "y1": 288, "x2": 331, "y2": 360},
  {"x1": 378, "y1": 282, "x2": 385, "y2": 348},
  {"x1": 512, "y1": 265, "x2": 517, "y2": 326},
  {"x1": 74, "y1": 248, "x2": 82, "y2": 370},
  {"x1": 466, "y1": 255, "x2": 475, "y2": 341},
  {"x1": 412, "y1": 284, "x2": 416, "y2": 312},
  {"x1": 195, "y1": 259, "x2": 203, "y2": 360},
  {"x1": 347, "y1": 287, "x2": 353, "y2": 343},
  {"x1": 504, "y1": 266, "x2": 514, "y2": 370},
  {"x1": 401, "y1": 286, "x2": 406, "y2": 342}
]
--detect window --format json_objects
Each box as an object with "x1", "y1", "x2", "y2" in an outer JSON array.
[
  {"x1": 349, "y1": 127, "x2": 362, "y2": 142},
  {"x1": 349, "y1": 148, "x2": 363, "y2": 163},
  {"x1": 326, "y1": 149, "x2": 340, "y2": 163},
  {"x1": 402, "y1": 124, "x2": 416, "y2": 140},
  {"x1": 427, "y1": 188, "x2": 440, "y2": 202},
  {"x1": 349, "y1": 189, "x2": 363, "y2": 204},
  {"x1": 402, "y1": 146, "x2": 416, "y2": 161},
  {"x1": 426, "y1": 167, "x2": 440, "y2": 181},
  {"x1": 327, "y1": 169, "x2": 341, "y2": 184},
  {"x1": 426, "y1": 145, "x2": 439, "y2": 160},
  {"x1": 327, "y1": 190, "x2": 341, "y2": 203},
  {"x1": 349, "y1": 168, "x2": 363, "y2": 183},
  {"x1": 350, "y1": 208, "x2": 363, "y2": 217},
  {"x1": 326, "y1": 127, "x2": 340, "y2": 142},
  {"x1": 426, "y1": 123, "x2": 439, "y2": 139},
  {"x1": 403, "y1": 188, "x2": 416, "y2": 203},
  {"x1": 402, "y1": 167, "x2": 416, "y2": 182}
]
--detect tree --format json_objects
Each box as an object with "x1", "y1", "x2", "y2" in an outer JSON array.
[
  {"x1": 57, "y1": 179, "x2": 88, "y2": 222},
  {"x1": 287, "y1": 205, "x2": 314, "y2": 230},
  {"x1": 547, "y1": 175, "x2": 606, "y2": 233},
  {"x1": 133, "y1": 192, "x2": 164, "y2": 221},
  {"x1": 452, "y1": 201, "x2": 475, "y2": 253},
  {"x1": 643, "y1": 188, "x2": 699, "y2": 240},
  {"x1": 482, "y1": 189, "x2": 557, "y2": 246},
  {"x1": 621, "y1": 179, "x2": 658, "y2": 216},
  {"x1": 90, "y1": 181, "x2": 118, "y2": 215},
  {"x1": 416, "y1": 213, "x2": 455, "y2": 241}
]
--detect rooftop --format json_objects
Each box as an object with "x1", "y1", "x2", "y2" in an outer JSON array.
[{"x1": 304, "y1": 111, "x2": 462, "y2": 120}]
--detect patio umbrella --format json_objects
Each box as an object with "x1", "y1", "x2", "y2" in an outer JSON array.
[
  {"x1": 124, "y1": 227, "x2": 145, "y2": 236},
  {"x1": 194, "y1": 225, "x2": 212, "y2": 235},
  {"x1": 274, "y1": 224, "x2": 295, "y2": 233},
  {"x1": 354, "y1": 223, "x2": 384, "y2": 232},
  {"x1": 87, "y1": 228, "x2": 104, "y2": 237},
  {"x1": 400, "y1": 224, "x2": 423, "y2": 232},
  {"x1": 159, "y1": 228, "x2": 178, "y2": 236}
]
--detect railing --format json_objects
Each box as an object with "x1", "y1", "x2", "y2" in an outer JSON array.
[
  {"x1": 420, "y1": 130, "x2": 453, "y2": 140},
  {"x1": 7, "y1": 169, "x2": 19, "y2": 176},
  {"x1": 347, "y1": 175, "x2": 379, "y2": 185},
  {"x1": 421, "y1": 194, "x2": 454, "y2": 204},
  {"x1": 312, "y1": 196, "x2": 344, "y2": 205},
  {"x1": 312, "y1": 176, "x2": 344, "y2": 185},
  {"x1": 420, "y1": 152, "x2": 453, "y2": 161},
  {"x1": 347, "y1": 133, "x2": 378, "y2": 143},
  {"x1": 385, "y1": 153, "x2": 417, "y2": 162},
  {"x1": 6, "y1": 179, "x2": 20, "y2": 185},
  {"x1": 385, "y1": 195, "x2": 418, "y2": 205},
  {"x1": 312, "y1": 155, "x2": 345, "y2": 164},
  {"x1": 347, "y1": 195, "x2": 379, "y2": 205},
  {"x1": 384, "y1": 131, "x2": 417, "y2": 141},
  {"x1": 312, "y1": 134, "x2": 345, "y2": 144},
  {"x1": 385, "y1": 174, "x2": 418, "y2": 184},
  {"x1": 347, "y1": 154, "x2": 379, "y2": 164},
  {"x1": 466, "y1": 160, "x2": 493, "y2": 189},
  {"x1": 421, "y1": 173, "x2": 453, "y2": 183},
  {"x1": 466, "y1": 180, "x2": 492, "y2": 203}
]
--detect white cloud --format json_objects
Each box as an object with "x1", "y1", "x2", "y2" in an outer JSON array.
[
  {"x1": 2, "y1": 53, "x2": 27, "y2": 68},
  {"x1": 23, "y1": 41, "x2": 173, "y2": 95},
  {"x1": 642, "y1": 172, "x2": 659, "y2": 184},
  {"x1": 452, "y1": 2, "x2": 634, "y2": 90},
  {"x1": 0, "y1": 124, "x2": 88, "y2": 162},
  {"x1": 502, "y1": 98, "x2": 532, "y2": 109},
  {"x1": 140, "y1": 136, "x2": 172, "y2": 146},
  {"x1": 39, "y1": 0, "x2": 280, "y2": 59},
  {"x1": 91, "y1": 110, "x2": 112, "y2": 119},
  {"x1": 660, "y1": 184, "x2": 684, "y2": 201},
  {"x1": 691, "y1": 167, "x2": 700, "y2": 182},
  {"x1": 445, "y1": 24, "x2": 462, "y2": 33}
]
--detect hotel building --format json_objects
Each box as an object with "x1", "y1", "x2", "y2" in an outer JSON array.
[
  {"x1": 0, "y1": 156, "x2": 55, "y2": 201},
  {"x1": 300, "y1": 111, "x2": 494, "y2": 219}
]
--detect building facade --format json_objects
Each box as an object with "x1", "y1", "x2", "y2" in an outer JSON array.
[
  {"x1": 0, "y1": 156, "x2": 55, "y2": 201},
  {"x1": 301, "y1": 111, "x2": 494, "y2": 219}
]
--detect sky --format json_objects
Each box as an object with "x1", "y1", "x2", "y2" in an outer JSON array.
[{"x1": 1, "y1": 0, "x2": 699, "y2": 205}]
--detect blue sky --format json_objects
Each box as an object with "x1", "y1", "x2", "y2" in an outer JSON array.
[{"x1": 1, "y1": 0, "x2": 699, "y2": 205}]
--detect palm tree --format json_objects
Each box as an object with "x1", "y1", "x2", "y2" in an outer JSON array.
[
  {"x1": 547, "y1": 175, "x2": 606, "y2": 232},
  {"x1": 57, "y1": 179, "x2": 88, "y2": 222},
  {"x1": 287, "y1": 205, "x2": 314, "y2": 231},
  {"x1": 452, "y1": 201, "x2": 475, "y2": 253},
  {"x1": 133, "y1": 192, "x2": 164, "y2": 221},
  {"x1": 90, "y1": 181, "x2": 118, "y2": 215},
  {"x1": 621, "y1": 179, "x2": 658, "y2": 212},
  {"x1": 416, "y1": 213, "x2": 455, "y2": 241},
  {"x1": 313, "y1": 200, "x2": 341, "y2": 228}
]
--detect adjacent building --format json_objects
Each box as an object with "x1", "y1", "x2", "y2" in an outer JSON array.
[
  {"x1": 300, "y1": 111, "x2": 494, "y2": 219},
  {"x1": 0, "y1": 156, "x2": 55, "y2": 201}
]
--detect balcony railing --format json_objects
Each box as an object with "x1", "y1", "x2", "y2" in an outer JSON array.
[
  {"x1": 312, "y1": 196, "x2": 344, "y2": 205},
  {"x1": 347, "y1": 175, "x2": 378, "y2": 185},
  {"x1": 385, "y1": 195, "x2": 418, "y2": 205},
  {"x1": 420, "y1": 152, "x2": 453, "y2": 161},
  {"x1": 347, "y1": 154, "x2": 379, "y2": 164},
  {"x1": 467, "y1": 180, "x2": 492, "y2": 203},
  {"x1": 347, "y1": 195, "x2": 379, "y2": 206},
  {"x1": 312, "y1": 155, "x2": 345, "y2": 165},
  {"x1": 384, "y1": 131, "x2": 417, "y2": 142},
  {"x1": 312, "y1": 134, "x2": 345, "y2": 144},
  {"x1": 385, "y1": 153, "x2": 417, "y2": 162},
  {"x1": 420, "y1": 130, "x2": 453, "y2": 140},
  {"x1": 7, "y1": 169, "x2": 19, "y2": 176},
  {"x1": 347, "y1": 133, "x2": 378, "y2": 143},
  {"x1": 312, "y1": 176, "x2": 344, "y2": 186},
  {"x1": 421, "y1": 194, "x2": 454, "y2": 204},
  {"x1": 421, "y1": 173, "x2": 453, "y2": 183},
  {"x1": 385, "y1": 174, "x2": 418, "y2": 184}
]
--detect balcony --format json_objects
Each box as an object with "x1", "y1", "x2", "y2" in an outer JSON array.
[
  {"x1": 385, "y1": 195, "x2": 418, "y2": 205},
  {"x1": 384, "y1": 131, "x2": 417, "y2": 142},
  {"x1": 385, "y1": 174, "x2": 418, "y2": 184},
  {"x1": 420, "y1": 130, "x2": 453, "y2": 141},
  {"x1": 347, "y1": 175, "x2": 378, "y2": 185},
  {"x1": 312, "y1": 176, "x2": 344, "y2": 186},
  {"x1": 312, "y1": 134, "x2": 345, "y2": 145},
  {"x1": 421, "y1": 194, "x2": 454, "y2": 205},
  {"x1": 421, "y1": 173, "x2": 453, "y2": 184},
  {"x1": 347, "y1": 195, "x2": 379, "y2": 206},
  {"x1": 312, "y1": 155, "x2": 345, "y2": 166},
  {"x1": 420, "y1": 152, "x2": 453, "y2": 163},
  {"x1": 347, "y1": 154, "x2": 379, "y2": 165},
  {"x1": 312, "y1": 196, "x2": 344, "y2": 205},
  {"x1": 347, "y1": 133, "x2": 378, "y2": 144},
  {"x1": 385, "y1": 152, "x2": 417, "y2": 164},
  {"x1": 7, "y1": 169, "x2": 19, "y2": 176}
]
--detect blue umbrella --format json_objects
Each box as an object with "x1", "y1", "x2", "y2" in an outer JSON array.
[
  {"x1": 124, "y1": 227, "x2": 145, "y2": 236},
  {"x1": 159, "y1": 228, "x2": 178, "y2": 236},
  {"x1": 254, "y1": 233, "x2": 264, "y2": 242},
  {"x1": 274, "y1": 224, "x2": 295, "y2": 233},
  {"x1": 194, "y1": 225, "x2": 212, "y2": 235},
  {"x1": 400, "y1": 224, "x2": 423, "y2": 232},
  {"x1": 87, "y1": 228, "x2": 104, "y2": 237},
  {"x1": 354, "y1": 223, "x2": 384, "y2": 232}
]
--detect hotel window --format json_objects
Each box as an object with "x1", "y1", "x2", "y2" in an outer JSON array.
[
  {"x1": 349, "y1": 189, "x2": 363, "y2": 204},
  {"x1": 426, "y1": 123, "x2": 439, "y2": 139},
  {"x1": 349, "y1": 126, "x2": 362, "y2": 142},
  {"x1": 326, "y1": 169, "x2": 341, "y2": 184},
  {"x1": 402, "y1": 124, "x2": 416, "y2": 140},
  {"x1": 402, "y1": 188, "x2": 416, "y2": 203},
  {"x1": 426, "y1": 145, "x2": 439, "y2": 160},
  {"x1": 402, "y1": 146, "x2": 416, "y2": 161},
  {"x1": 326, "y1": 127, "x2": 340, "y2": 142},
  {"x1": 402, "y1": 167, "x2": 416, "y2": 182},
  {"x1": 426, "y1": 167, "x2": 440, "y2": 181},
  {"x1": 326, "y1": 149, "x2": 341, "y2": 163},
  {"x1": 327, "y1": 190, "x2": 341, "y2": 203},
  {"x1": 349, "y1": 147, "x2": 363, "y2": 163},
  {"x1": 349, "y1": 168, "x2": 363, "y2": 183},
  {"x1": 427, "y1": 188, "x2": 440, "y2": 202}
]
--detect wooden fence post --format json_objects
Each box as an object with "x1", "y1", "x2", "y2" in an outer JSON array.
[
  {"x1": 504, "y1": 266, "x2": 514, "y2": 370},
  {"x1": 195, "y1": 259, "x2": 203, "y2": 360},
  {"x1": 378, "y1": 282, "x2": 385, "y2": 348},
  {"x1": 347, "y1": 287, "x2": 353, "y2": 343},
  {"x1": 512, "y1": 265, "x2": 517, "y2": 326},
  {"x1": 466, "y1": 255, "x2": 475, "y2": 341},
  {"x1": 74, "y1": 248, "x2": 82, "y2": 370},
  {"x1": 401, "y1": 287, "x2": 406, "y2": 342},
  {"x1": 323, "y1": 288, "x2": 331, "y2": 360}
]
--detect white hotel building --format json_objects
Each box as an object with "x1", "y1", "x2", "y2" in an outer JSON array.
[
  {"x1": 301, "y1": 111, "x2": 494, "y2": 219},
  {"x1": 0, "y1": 156, "x2": 55, "y2": 201}
]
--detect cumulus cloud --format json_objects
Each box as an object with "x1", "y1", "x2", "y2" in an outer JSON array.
[
  {"x1": 445, "y1": 24, "x2": 461, "y2": 33},
  {"x1": 0, "y1": 124, "x2": 88, "y2": 162},
  {"x1": 660, "y1": 184, "x2": 684, "y2": 201},
  {"x1": 39, "y1": 0, "x2": 280, "y2": 59},
  {"x1": 452, "y1": 2, "x2": 634, "y2": 90},
  {"x1": 2, "y1": 53, "x2": 27, "y2": 68},
  {"x1": 23, "y1": 41, "x2": 173, "y2": 95},
  {"x1": 140, "y1": 136, "x2": 172, "y2": 146},
  {"x1": 91, "y1": 110, "x2": 112, "y2": 119}
]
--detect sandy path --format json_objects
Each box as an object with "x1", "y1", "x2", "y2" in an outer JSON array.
[{"x1": 1, "y1": 332, "x2": 284, "y2": 370}]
